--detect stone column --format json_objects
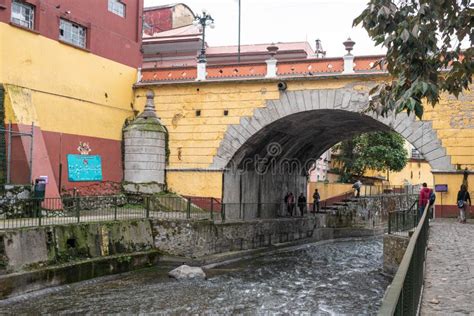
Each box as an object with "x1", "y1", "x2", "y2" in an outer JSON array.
[
  {"x1": 123, "y1": 91, "x2": 167, "y2": 194},
  {"x1": 265, "y1": 44, "x2": 279, "y2": 78},
  {"x1": 342, "y1": 38, "x2": 355, "y2": 74},
  {"x1": 196, "y1": 61, "x2": 207, "y2": 81}
]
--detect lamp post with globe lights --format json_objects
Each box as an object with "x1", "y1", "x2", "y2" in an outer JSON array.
[{"x1": 193, "y1": 10, "x2": 215, "y2": 63}]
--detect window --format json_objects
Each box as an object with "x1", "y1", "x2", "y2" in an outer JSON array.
[
  {"x1": 108, "y1": 0, "x2": 125, "y2": 17},
  {"x1": 11, "y1": 0, "x2": 34, "y2": 29},
  {"x1": 59, "y1": 19, "x2": 86, "y2": 48}
]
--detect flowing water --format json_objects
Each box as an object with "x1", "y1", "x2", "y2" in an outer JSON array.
[{"x1": 0, "y1": 237, "x2": 390, "y2": 315}]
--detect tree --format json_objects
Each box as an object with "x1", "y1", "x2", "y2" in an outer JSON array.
[
  {"x1": 333, "y1": 131, "x2": 408, "y2": 182},
  {"x1": 354, "y1": 0, "x2": 473, "y2": 119}
]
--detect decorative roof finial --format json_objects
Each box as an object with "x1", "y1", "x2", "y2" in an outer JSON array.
[
  {"x1": 343, "y1": 37, "x2": 355, "y2": 55},
  {"x1": 267, "y1": 44, "x2": 279, "y2": 59},
  {"x1": 139, "y1": 90, "x2": 157, "y2": 118}
]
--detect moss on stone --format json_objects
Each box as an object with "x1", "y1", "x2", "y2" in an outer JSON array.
[{"x1": 123, "y1": 117, "x2": 167, "y2": 133}]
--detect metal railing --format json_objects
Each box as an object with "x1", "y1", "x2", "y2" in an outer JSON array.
[
  {"x1": 378, "y1": 203, "x2": 430, "y2": 315},
  {"x1": 1, "y1": 195, "x2": 340, "y2": 229},
  {"x1": 359, "y1": 184, "x2": 420, "y2": 197},
  {"x1": 388, "y1": 200, "x2": 419, "y2": 236},
  {"x1": 1, "y1": 191, "x2": 415, "y2": 230},
  {"x1": 1, "y1": 121, "x2": 35, "y2": 184},
  {"x1": 0, "y1": 195, "x2": 219, "y2": 230}
]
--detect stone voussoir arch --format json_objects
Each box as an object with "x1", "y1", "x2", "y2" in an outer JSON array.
[{"x1": 211, "y1": 84, "x2": 454, "y2": 171}]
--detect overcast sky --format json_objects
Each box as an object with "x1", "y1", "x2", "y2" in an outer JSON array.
[{"x1": 144, "y1": 0, "x2": 386, "y2": 57}]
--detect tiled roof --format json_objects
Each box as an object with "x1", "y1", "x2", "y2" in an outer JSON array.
[
  {"x1": 139, "y1": 55, "x2": 386, "y2": 83},
  {"x1": 206, "y1": 42, "x2": 314, "y2": 56}
]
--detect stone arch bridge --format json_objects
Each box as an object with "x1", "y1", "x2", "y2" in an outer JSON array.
[{"x1": 136, "y1": 63, "x2": 473, "y2": 218}]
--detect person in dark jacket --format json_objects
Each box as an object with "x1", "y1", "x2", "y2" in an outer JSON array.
[
  {"x1": 457, "y1": 185, "x2": 471, "y2": 223},
  {"x1": 312, "y1": 189, "x2": 321, "y2": 213},
  {"x1": 285, "y1": 192, "x2": 295, "y2": 216},
  {"x1": 298, "y1": 193, "x2": 306, "y2": 216},
  {"x1": 418, "y1": 183, "x2": 431, "y2": 219}
]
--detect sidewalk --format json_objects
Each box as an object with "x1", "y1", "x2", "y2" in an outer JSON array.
[{"x1": 421, "y1": 219, "x2": 474, "y2": 315}]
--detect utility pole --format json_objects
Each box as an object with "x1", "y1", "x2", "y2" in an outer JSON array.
[{"x1": 238, "y1": 0, "x2": 241, "y2": 63}]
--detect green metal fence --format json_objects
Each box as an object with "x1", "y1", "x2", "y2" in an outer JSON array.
[
  {"x1": 379, "y1": 203, "x2": 430, "y2": 315},
  {"x1": 388, "y1": 200, "x2": 419, "y2": 236}
]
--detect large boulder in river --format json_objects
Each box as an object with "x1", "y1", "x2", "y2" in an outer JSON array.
[{"x1": 168, "y1": 265, "x2": 206, "y2": 280}]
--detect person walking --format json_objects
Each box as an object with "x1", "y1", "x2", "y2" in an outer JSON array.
[
  {"x1": 428, "y1": 188, "x2": 436, "y2": 220},
  {"x1": 287, "y1": 192, "x2": 295, "y2": 216},
  {"x1": 418, "y1": 182, "x2": 431, "y2": 220},
  {"x1": 353, "y1": 180, "x2": 362, "y2": 198},
  {"x1": 457, "y1": 184, "x2": 471, "y2": 224},
  {"x1": 283, "y1": 192, "x2": 290, "y2": 217},
  {"x1": 298, "y1": 193, "x2": 306, "y2": 217},
  {"x1": 312, "y1": 188, "x2": 320, "y2": 213}
]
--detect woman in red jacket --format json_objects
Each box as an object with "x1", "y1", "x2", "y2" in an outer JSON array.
[{"x1": 418, "y1": 182, "x2": 431, "y2": 220}]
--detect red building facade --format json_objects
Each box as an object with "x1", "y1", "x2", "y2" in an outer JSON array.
[{"x1": 0, "y1": 0, "x2": 143, "y2": 68}]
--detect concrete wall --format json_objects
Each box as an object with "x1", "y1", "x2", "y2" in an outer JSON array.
[
  {"x1": 223, "y1": 169, "x2": 306, "y2": 220},
  {"x1": 0, "y1": 220, "x2": 153, "y2": 273}
]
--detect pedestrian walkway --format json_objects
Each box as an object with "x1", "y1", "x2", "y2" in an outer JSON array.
[{"x1": 421, "y1": 219, "x2": 474, "y2": 315}]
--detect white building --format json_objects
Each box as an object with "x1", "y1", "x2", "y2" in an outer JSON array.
[{"x1": 309, "y1": 150, "x2": 332, "y2": 182}]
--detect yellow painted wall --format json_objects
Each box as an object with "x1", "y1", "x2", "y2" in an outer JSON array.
[
  {"x1": 424, "y1": 90, "x2": 474, "y2": 170},
  {"x1": 1, "y1": 22, "x2": 137, "y2": 140},
  {"x1": 365, "y1": 160, "x2": 433, "y2": 187},
  {"x1": 307, "y1": 182, "x2": 353, "y2": 201},
  {"x1": 432, "y1": 173, "x2": 474, "y2": 207},
  {"x1": 166, "y1": 171, "x2": 222, "y2": 198},
  {"x1": 134, "y1": 78, "x2": 472, "y2": 200},
  {"x1": 134, "y1": 78, "x2": 378, "y2": 169}
]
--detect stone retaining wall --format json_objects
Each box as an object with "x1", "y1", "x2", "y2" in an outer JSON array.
[
  {"x1": 0, "y1": 220, "x2": 153, "y2": 273},
  {"x1": 383, "y1": 234, "x2": 410, "y2": 275},
  {"x1": 152, "y1": 214, "x2": 334, "y2": 258},
  {"x1": 0, "y1": 185, "x2": 32, "y2": 218}
]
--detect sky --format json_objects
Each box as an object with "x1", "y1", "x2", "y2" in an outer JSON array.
[{"x1": 144, "y1": 0, "x2": 386, "y2": 57}]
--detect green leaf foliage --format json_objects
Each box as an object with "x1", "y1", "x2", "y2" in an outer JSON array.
[
  {"x1": 354, "y1": 0, "x2": 473, "y2": 119},
  {"x1": 333, "y1": 131, "x2": 408, "y2": 182}
]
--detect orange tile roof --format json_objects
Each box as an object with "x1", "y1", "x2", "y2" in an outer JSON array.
[{"x1": 139, "y1": 55, "x2": 386, "y2": 83}]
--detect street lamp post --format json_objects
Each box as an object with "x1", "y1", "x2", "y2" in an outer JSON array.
[{"x1": 193, "y1": 10, "x2": 215, "y2": 63}]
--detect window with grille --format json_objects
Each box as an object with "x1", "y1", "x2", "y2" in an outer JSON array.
[
  {"x1": 108, "y1": 0, "x2": 125, "y2": 17},
  {"x1": 59, "y1": 19, "x2": 87, "y2": 48},
  {"x1": 11, "y1": 0, "x2": 34, "y2": 29}
]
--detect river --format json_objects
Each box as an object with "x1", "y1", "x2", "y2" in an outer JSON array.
[{"x1": 0, "y1": 237, "x2": 390, "y2": 315}]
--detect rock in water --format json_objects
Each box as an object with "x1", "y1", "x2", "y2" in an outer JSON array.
[{"x1": 168, "y1": 265, "x2": 206, "y2": 280}]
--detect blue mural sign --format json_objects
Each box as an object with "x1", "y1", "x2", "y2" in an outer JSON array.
[{"x1": 67, "y1": 154, "x2": 103, "y2": 182}]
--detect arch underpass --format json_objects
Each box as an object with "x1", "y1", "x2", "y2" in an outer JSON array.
[{"x1": 214, "y1": 85, "x2": 453, "y2": 220}]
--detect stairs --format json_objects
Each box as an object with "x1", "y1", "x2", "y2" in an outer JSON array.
[{"x1": 321, "y1": 198, "x2": 361, "y2": 212}]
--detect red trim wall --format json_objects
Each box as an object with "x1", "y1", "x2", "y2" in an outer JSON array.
[
  {"x1": 7, "y1": 124, "x2": 123, "y2": 197},
  {"x1": 434, "y1": 205, "x2": 466, "y2": 218},
  {"x1": 43, "y1": 130, "x2": 123, "y2": 195},
  {"x1": 0, "y1": 0, "x2": 143, "y2": 68}
]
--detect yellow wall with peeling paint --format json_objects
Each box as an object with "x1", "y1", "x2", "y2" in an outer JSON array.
[
  {"x1": 424, "y1": 89, "x2": 474, "y2": 170},
  {"x1": 0, "y1": 22, "x2": 136, "y2": 141},
  {"x1": 135, "y1": 79, "x2": 473, "y2": 200}
]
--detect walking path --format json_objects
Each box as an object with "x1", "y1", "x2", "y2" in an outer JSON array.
[{"x1": 421, "y1": 219, "x2": 474, "y2": 315}]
